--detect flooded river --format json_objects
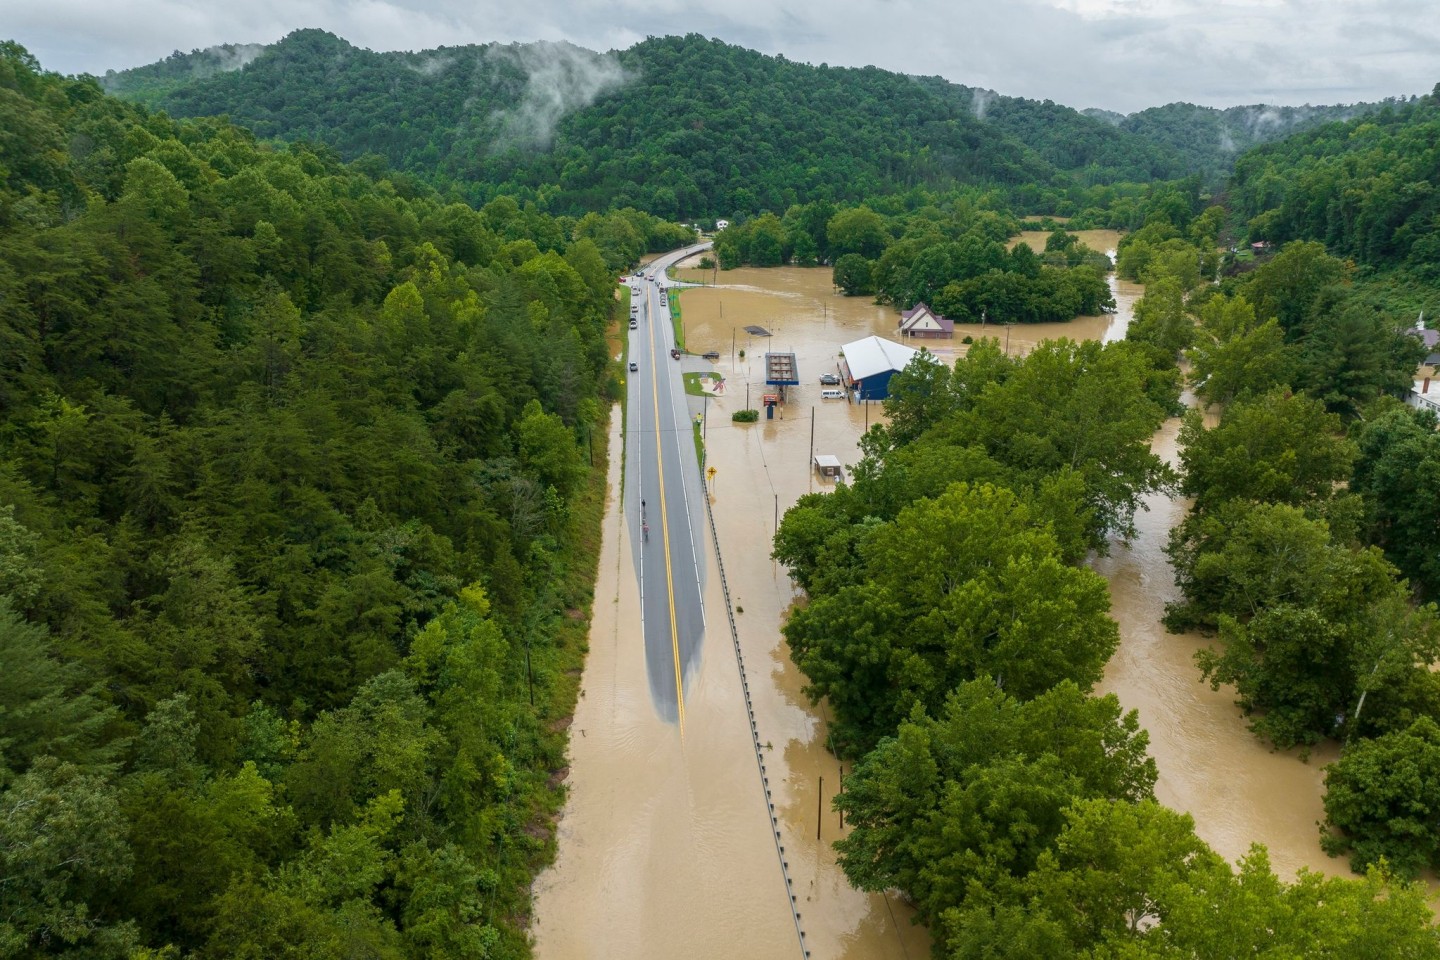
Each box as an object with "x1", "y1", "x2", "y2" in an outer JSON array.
[{"x1": 534, "y1": 234, "x2": 1347, "y2": 959}]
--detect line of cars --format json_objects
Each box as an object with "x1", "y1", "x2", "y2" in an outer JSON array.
[{"x1": 628, "y1": 275, "x2": 641, "y2": 371}]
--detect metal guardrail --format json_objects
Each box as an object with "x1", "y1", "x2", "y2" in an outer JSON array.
[{"x1": 701, "y1": 476, "x2": 811, "y2": 959}]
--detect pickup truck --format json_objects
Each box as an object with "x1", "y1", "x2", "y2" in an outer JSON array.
[{"x1": 702, "y1": 350, "x2": 720, "y2": 361}]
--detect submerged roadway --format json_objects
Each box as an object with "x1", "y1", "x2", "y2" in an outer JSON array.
[{"x1": 625, "y1": 241, "x2": 713, "y2": 729}]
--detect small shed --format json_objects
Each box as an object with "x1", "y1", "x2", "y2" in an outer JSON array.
[
  {"x1": 899, "y1": 302, "x2": 955, "y2": 339},
  {"x1": 839, "y1": 336, "x2": 923, "y2": 402},
  {"x1": 813, "y1": 455, "x2": 844, "y2": 482}
]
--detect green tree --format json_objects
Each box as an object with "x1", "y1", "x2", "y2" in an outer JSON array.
[
  {"x1": 1322, "y1": 717, "x2": 1440, "y2": 878},
  {"x1": 1352, "y1": 404, "x2": 1440, "y2": 597},
  {"x1": 1189, "y1": 295, "x2": 1293, "y2": 406},
  {"x1": 785, "y1": 483, "x2": 1118, "y2": 754},
  {"x1": 1242, "y1": 240, "x2": 1348, "y2": 335},
  {"x1": 832, "y1": 252, "x2": 874, "y2": 296},
  {"x1": 940, "y1": 339, "x2": 1171, "y2": 547},
  {"x1": 1177, "y1": 390, "x2": 1355, "y2": 512},
  {"x1": 826, "y1": 206, "x2": 889, "y2": 260},
  {"x1": 0, "y1": 759, "x2": 136, "y2": 958},
  {"x1": 516, "y1": 398, "x2": 585, "y2": 498},
  {"x1": 835, "y1": 678, "x2": 1155, "y2": 927}
]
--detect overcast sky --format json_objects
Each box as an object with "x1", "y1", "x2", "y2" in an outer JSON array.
[{"x1": 9, "y1": 0, "x2": 1439, "y2": 113}]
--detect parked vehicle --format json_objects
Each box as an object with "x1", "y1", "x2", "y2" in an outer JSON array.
[
  {"x1": 670, "y1": 348, "x2": 681, "y2": 360},
  {"x1": 820, "y1": 388, "x2": 845, "y2": 400},
  {"x1": 819, "y1": 373, "x2": 840, "y2": 385},
  {"x1": 702, "y1": 350, "x2": 720, "y2": 361}
]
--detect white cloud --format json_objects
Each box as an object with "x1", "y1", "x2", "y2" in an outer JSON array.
[{"x1": 6, "y1": 0, "x2": 1438, "y2": 112}]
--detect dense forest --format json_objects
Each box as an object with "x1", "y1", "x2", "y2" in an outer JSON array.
[
  {"x1": 105, "y1": 30, "x2": 1408, "y2": 222},
  {"x1": 104, "y1": 30, "x2": 1191, "y2": 217},
  {"x1": 1231, "y1": 85, "x2": 1440, "y2": 285},
  {"x1": 1097, "y1": 99, "x2": 1401, "y2": 182},
  {"x1": 0, "y1": 40, "x2": 681, "y2": 957}
]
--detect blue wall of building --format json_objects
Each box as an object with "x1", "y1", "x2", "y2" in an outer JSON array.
[{"x1": 856, "y1": 369, "x2": 897, "y2": 402}]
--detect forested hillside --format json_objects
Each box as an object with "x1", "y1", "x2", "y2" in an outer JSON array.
[
  {"x1": 103, "y1": 30, "x2": 1188, "y2": 217},
  {"x1": 1106, "y1": 99, "x2": 1397, "y2": 182},
  {"x1": 1231, "y1": 86, "x2": 1440, "y2": 282},
  {"x1": 0, "y1": 40, "x2": 642, "y2": 957}
]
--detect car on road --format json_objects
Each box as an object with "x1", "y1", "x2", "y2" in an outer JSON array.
[
  {"x1": 629, "y1": 361, "x2": 638, "y2": 372},
  {"x1": 819, "y1": 373, "x2": 840, "y2": 385},
  {"x1": 629, "y1": 319, "x2": 638, "y2": 329}
]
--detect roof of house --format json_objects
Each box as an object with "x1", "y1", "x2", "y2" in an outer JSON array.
[
  {"x1": 813, "y1": 454, "x2": 843, "y2": 469},
  {"x1": 1420, "y1": 329, "x2": 1440, "y2": 348},
  {"x1": 899, "y1": 302, "x2": 955, "y2": 334},
  {"x1": 841, "y1": 335, "x2": 923, "y2": 381}
]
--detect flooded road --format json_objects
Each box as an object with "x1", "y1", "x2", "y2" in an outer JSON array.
[
  {"x1": 532, "y1": 408, "x2": 800, "y2": 960},
  {"x1": 535, "y1": 238, "x2": 1347, "y2": 959}
]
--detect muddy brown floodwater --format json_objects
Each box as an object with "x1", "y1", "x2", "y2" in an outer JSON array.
[
  {"x1": 535, "y1": 236, "x2": 1355, "y2": 959},
  {"x1": 1090, "y1": 406, "x2": 1347, "y2": 880}
]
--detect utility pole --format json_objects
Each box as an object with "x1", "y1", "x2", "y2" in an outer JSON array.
[
  {"x1": 809, "y1": 407, "x2": 814, "y2": 467},
  {"x1": 817, "y1": 776, "x2": 824, "y2": 841}
]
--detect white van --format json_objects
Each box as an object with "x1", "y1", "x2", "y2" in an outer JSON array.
[{"x1": 820, "y1": 389, "x2": 846, "y2": 400}]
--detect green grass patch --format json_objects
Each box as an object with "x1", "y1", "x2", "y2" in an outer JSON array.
[
  {"x1": 682, "y1": 372, "x2": 721, "y2": 396},
  {"x1": 692, "y1": 418, "x2": 705, "y2": 467},
  {"x1": 668, "y1": 290, "x2": 685, "y2": 349}
]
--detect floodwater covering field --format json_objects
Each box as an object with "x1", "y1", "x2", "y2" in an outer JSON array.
[{"x1": 534, "y1": 234, "x2": 1356, "y2": 959}]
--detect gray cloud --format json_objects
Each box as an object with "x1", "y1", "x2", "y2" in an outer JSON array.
[
  {"x1": 484, "y1": 41, "x2": 629, "y2": 150},
  {"x1": 7, "y1": 0, "x2": 1439, "y2": 112}
]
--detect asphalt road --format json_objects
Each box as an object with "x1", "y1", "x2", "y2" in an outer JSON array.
[{"x1": 625, "y1": 242, "x2": 713, "y2": 730}]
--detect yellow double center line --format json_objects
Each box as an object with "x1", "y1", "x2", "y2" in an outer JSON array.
[{"x1": 647, "y1": 282, "x2": 686, "y2": 737}]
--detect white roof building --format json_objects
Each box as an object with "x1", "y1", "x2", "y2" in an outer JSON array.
[{"x1": 839, "y1": 336, "x2": 927, "y2": 401}]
